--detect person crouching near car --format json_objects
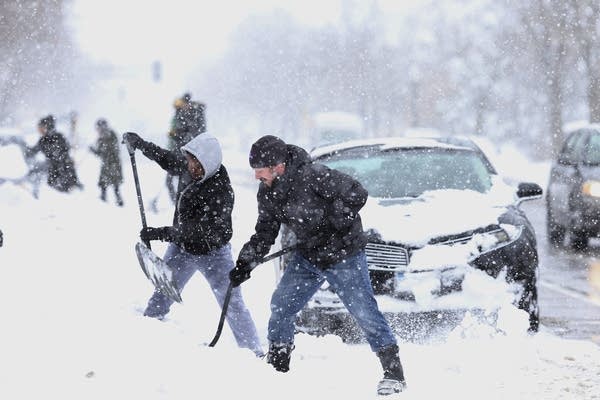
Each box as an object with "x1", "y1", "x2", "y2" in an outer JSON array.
[
  {"x1": 229, "y1": 135, "x2": 407, "y2": 395},
  {"x1": 122, "y1": 131, "x2": 263, "y2": 357}
]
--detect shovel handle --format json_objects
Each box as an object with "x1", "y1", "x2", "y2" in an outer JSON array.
[
  {"x1": 123, "y1": 132, "x2": 150, "y2": 249},
  {"x1": 208, "y1": 244, "x2": 298, "y2": 347}
]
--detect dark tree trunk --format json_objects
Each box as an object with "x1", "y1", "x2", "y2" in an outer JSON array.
[
  {"x1": 588, "y1": 72, "x2": 600, "y2": 123},
  {"x1": 549, "y1": 77, "x2": 564, "y2": 157}
]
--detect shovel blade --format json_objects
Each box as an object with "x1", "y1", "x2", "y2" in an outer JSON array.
[{"x1": 135, "y1": 242, "x2": 183, "y2": 303}]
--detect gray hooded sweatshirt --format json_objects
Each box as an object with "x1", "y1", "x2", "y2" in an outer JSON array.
[{"x1": 180, "y1": 133, "x2": 222, "y2": 184}]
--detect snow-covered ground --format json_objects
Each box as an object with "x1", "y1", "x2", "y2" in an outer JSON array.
[{"x1": 0, "y1": 139, "x2": 598, "y2": 399}]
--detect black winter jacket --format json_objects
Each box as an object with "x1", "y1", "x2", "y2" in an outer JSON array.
[
  {"x1": 27, "y1": 130, "x2": 80, "y2": 192},
  {"x1": 239, "y1": 145, "x2": 368, "y2": 268},
  {"x1": 138, "y1": 141, "x2": 233, "y2": 255}
]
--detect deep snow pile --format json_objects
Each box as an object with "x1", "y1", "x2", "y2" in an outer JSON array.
[{"x1": 0, "y1": 143, "x2": 598, "y2": 399}]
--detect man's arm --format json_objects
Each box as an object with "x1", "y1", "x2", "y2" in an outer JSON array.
[
  {"x1": 139, "y1": 141, "x2": 187, "y2": 175},
  {"x1": 311, "y1": 164, "x2": 368, "y2": 228},
  {"x1": 230, "y1": 196, "x2": 281, "y2": 287},
  {"x1": 123, "y1": 132, "x2": 186, "y2": 175},
  {"x1": 24, "y1": 140, "x2": 41, "y2": 158},
  {"x1": 237, "y1": 192, "x2": 281, "y2": 265}
]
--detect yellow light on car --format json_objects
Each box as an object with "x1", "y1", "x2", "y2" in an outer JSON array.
[{"x1": 582, "y1": 181, "x2": 600, "y2": 197}]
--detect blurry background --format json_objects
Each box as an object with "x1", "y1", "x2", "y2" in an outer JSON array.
[{"x1": 1, "y1": 0, "x2": 599, "y2": 157}]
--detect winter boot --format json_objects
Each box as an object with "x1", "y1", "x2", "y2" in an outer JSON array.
[
  {"x1": 143, "y1": 309, "x2": 165, "y2": 320},
  {"x1": 266, "y1": 342, "x2": 294, "y2": 372},
  {"x1": 376, "y1": 344, "x2": 406, "y2": 396}
]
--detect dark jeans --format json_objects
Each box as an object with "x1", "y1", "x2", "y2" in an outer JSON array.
[{"x1": 268, "y1": 250, "x2": 396, "y2": 352}]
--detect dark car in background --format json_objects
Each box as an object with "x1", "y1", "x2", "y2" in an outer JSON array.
[
  {"x1": 278, "y1": 136, "x2": 543, "y2": 341},
  {"x1": 546, "y1": 125, "x2": 600, "y2": 250}
]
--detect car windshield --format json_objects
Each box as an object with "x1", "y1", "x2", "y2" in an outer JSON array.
[
  {"x1": 584, "y1": 132, "x2": 600, "y2": 165},
  {"x1": 318, "y1": 146, "x2": 493, "y2": 198}
]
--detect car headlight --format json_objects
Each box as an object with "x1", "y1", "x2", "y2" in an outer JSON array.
[
  {"x1": 489, "y1": 228, "x2": 511, "y2": 244},
  {"x1": 582, "y1": 180, "x2": 600, "y2": 197},
  {"x1": 472, "y1": 227, "x2": 513, "y2": 254}
]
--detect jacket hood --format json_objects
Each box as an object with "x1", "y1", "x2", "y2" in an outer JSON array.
[
  {"x1": 180, "y1": 133, "x2": 222, "y2": 183},
  {"x1": 270, "y1": 144, "x2": 311, "y2": 191},
  {"x1": 284, "y1": 144, "x2": 311, "y2": 170}
]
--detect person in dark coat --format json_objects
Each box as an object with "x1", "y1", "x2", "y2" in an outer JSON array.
[
  {"x1": 164, "y1": 93, "x2": 207, "y2": 203},
  {"x1": 229, "y1": 135, "x2": 406, "y2": 395},
  {"x1": 171, "y1": 92, "x2": 206, "y2": 142},
  {"x1": 26, "y1": 115, "x2": 82, "y2": 193},
  {"x1": 122, "y1": 131, "x2": 263, "y2": 356},
  {"x1": 89, "y1": 119, "x2": 124, "y2": 206}
]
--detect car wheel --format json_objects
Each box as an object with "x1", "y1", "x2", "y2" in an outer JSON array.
[
  {"x1": 546, "y1": 207, "x2": 565, "y2": 247},
  {"x1": 570, "y1": 230, "x2": 588, "y2": 251}
]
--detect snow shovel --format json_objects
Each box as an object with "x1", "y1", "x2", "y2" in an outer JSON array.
[
  {"x1": 123, "y1": 132, "x2": 182, "y2": 303},
  {"x1": 208, "y1": 244, "x2": 297, "y2": 347},
  {"x1": 135, "y1": 241, "x2": 182, "y2": 303}
]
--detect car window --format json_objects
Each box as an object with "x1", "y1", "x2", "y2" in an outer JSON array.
[
  {"x1": 431, "y1": 136, "x2": 497, "y2": 173},
  {"x1": 583, "y1": 132, "x2": 600, "y2": 165},
  {"x1": 559, "y1": 131, "x2": 587, "y2": 164},
  {"x1": 320, "y1": 147, "x2": 492, "y2": 198}
]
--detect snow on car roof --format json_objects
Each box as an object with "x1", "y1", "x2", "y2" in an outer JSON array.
[
  {"x1": 563, "y1": 120, "x2": 600, "y2": 134},
  {"x1": 310, "y1": 136, "x2": 471, "y2": 158}
]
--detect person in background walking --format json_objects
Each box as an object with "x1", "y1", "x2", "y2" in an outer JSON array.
[
  {"x1": 89, "y1": 118, "x2": 124, "y2": 206},
  {"x1": 165, "y1": 92, "x2": 207, "y2": 203}
]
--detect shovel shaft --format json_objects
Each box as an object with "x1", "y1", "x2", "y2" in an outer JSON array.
[
  {"x1": 128, "y1": 150, "x2": 150, "y2": 249},
  {"x1": 208, "y1": 244, "x2": 298, "y2": 347}
]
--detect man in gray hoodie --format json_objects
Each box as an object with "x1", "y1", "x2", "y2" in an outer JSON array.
[{"x1": 123, "y1": 132, "x2": 263, "y2": 356}]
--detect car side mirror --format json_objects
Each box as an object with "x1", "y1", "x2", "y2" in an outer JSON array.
[{"x1": 516, "y1": 182, "x2": 543, "y2": 204}]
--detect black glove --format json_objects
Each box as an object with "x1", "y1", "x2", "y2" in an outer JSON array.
[
  {"x1": 229, "y1": 259, "x2": 253, "y2": 287},
  {"x1": 328, "y1": 199, "x2": 356, "y2": 230},
  {"x1": 140, "y1": 226, "x2": 172, "y2": 242},
  {"x1": 122, "y1": 132, "x2": 145, "y2": 151}
]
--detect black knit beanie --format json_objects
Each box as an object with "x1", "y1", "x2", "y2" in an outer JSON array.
[
  {"x1": 38, "y1": 115, "x2": 56, "y2": 130},
  {"x1": 249, "y1": 135, "x2": 287, "y2": 168}
]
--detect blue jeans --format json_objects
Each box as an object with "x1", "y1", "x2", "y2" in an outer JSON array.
[
  {"x1": 268, "y1": 250, "x2": 397, "y2": 352},
  {"x1": 145, "y1": 243, "x2": 263, "y2": 354}
]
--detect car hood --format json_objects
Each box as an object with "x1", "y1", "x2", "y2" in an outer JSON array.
[{"x1": 360, "y1": 178, "x2": 517, "y2": 247}]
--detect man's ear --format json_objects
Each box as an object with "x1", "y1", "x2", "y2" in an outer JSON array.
[{"x1": 274, "y1": 163, "x2": 286, "y2": 175}]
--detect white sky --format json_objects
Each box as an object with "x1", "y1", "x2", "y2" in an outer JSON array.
[
  {"x1": 0, "y1": 139, "x2": 598, "y2": 399},
  {"x1": 72, "y1": 0, "x2": 342, "y2": 66},
  {"x1": 71, "y1": 0, "x2": 421, "y2": 67},
  {"x1": 66, "y1": 0, "x2": 426, "y2": 140}
]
